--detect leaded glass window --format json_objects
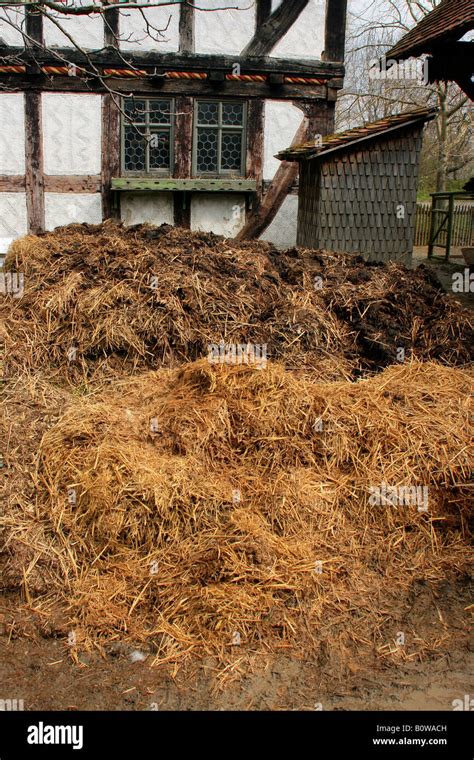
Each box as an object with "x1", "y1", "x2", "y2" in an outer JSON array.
[
  {"x1": 194, "y1": 100, "x2": 246, "y2": 176},
  {"x1": 122, "y1": 97, "x2": 173, "y2": 174}
]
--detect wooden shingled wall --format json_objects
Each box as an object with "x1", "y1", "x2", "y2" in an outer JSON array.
[{"x1": 296, "y1": 125, "x2": 424, "y2": 263}]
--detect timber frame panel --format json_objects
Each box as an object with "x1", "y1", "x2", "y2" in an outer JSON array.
[{"x1": 0, "y1": 0, "x2": 347, "y2": 238}]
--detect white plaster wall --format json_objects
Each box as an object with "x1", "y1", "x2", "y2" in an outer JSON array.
[
  {"x1": 44, "y1": 193, "x2": 102, "y2": 230},
  {"x1": 263, "y1": 101, "x2": 302, "y2": 180},
  {"x1": 0, "y1": 7, "x2": 25, "y2": 46},
  {"x1": 261, "y1": 194, "x2": 298, "y2": 249},
  {"x1": 121, "y1": 192, "x2": 174, "y2": 226},
  {"x1": 0, "y1": 192, "x2": 28, "y2": 253},
  {"x1": 195, "y1": 0, "x2": 254, "y2": 55},
  {"x1": 0, "y1": 94, "x2": 25, "y2": 175},
  {"x1": 119, "y1": 7, "x2": 179, "y2": 52},
  {"x1": 271, "y1": 0, "x2": 325, "y2": 59},
  {"x1": 191, "y1": 193, "x2": 246, "y2": 237},
  {"x1": 42, "y1": 93, "x2": 102, "y2": 176},
  {"x1": 43, "y1": 1, "x2": 104, "y2": 50}
]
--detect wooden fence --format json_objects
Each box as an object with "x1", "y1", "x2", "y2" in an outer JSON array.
[{"x1": 415, "y1": 201, "x2": 474, "y2": 247}]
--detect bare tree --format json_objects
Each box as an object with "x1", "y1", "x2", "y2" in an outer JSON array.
[{"x1": 339, "y1": 0, "x2": 472, "y2": 192}]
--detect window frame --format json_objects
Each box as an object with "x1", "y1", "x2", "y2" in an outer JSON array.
[
  {"x1": 192, "y1": 99, "x2": 247, "y2": 178},
  {"x1": 121, "y1": 96, "x2": 174, "y2": 176}
]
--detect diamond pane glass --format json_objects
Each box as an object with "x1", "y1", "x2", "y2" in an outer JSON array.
[
  {"x1": 124, "y1": 125, "x2": 146, "y2": 171},
  {"x1": 149, "y1": 130, "x2": 171, "y2": 169},
  {"x1": 222, "y1": 102, "x2": 244, "y2": 126},
  {"x1": 221, "y1": 132, "x2": 242, "y2": 170},
  {"x1": 197, "y1": 102, "x2": 219, "y2": 125},
  {"x1": 149, "y1": 100, "x2": 171, "y2": 124},
  {"x1": 196, "y1": 129, "x2": 218, "y2": 172},
  {"x1": 124, "y1": 98, "x2": 146, "y2": 123}
]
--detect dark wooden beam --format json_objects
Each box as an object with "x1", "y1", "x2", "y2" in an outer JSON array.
[
  {"x1": 179, "y1": 0, "x2": 194, "y2": 54},
  {"x1": 242, "y1": 0, "x2": 310, "y2": 57},
  {"x1": 0, "y1": 176, "x2": 25, "y2": 192},
  {"x1": 0, "y1": 75, "x2": 329, "y2": 101},
  {"x1": 173, "y1": 95, "x2": 193, "y2": 228},
  {"x1": 0, "y1": 46, "x2": 344, "y2": 78},
  {"x1": 101, "y1": 94, "x2": 121, "y2": 219},
  {"x1": 323, "y1": 0, "x2": 347, "y2": 62},
  {"x1": 42, "y1": 176, "x2": 102, "y2": 193},
  {"x1": 24, "y1": 91, "x2": 45, "y2": 234}
]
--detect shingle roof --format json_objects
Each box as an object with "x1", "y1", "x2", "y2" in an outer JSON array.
[
  {"x1": 276, "y1": 108, "x2": 437, "y2": 162},
  {"x1": 386, "y1": 0, "x2": 474, "y2": 61}
]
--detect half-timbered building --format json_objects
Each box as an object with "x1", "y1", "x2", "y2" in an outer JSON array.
[{"x1": 0, "y1": 0, "x2": 347, "y2": 255}]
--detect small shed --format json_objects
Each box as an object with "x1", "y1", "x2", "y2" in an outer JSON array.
[{"x1": 277, "y1": 108, "x2": 437, "y2": 263}]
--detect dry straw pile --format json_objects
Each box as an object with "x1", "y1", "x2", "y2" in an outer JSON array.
[
  {"x1": 1, "y1": 221, "x2": 472, "y2": 383},
  {"x1": 1, "y1": 358, "x2": 471, "y2": 672},
  {"x1": 1, "y1": 223, "x2": 472, "y2": 677}
]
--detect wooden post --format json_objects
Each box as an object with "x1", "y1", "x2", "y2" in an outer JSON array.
[
  {"x1": 104, "y1": 4, "x2": 120, "y2": 48},
  {"x1": 446, "y1": 193, "x2": 455, "y2": 261},
  {"x1": 246, "y1": 100, "x2": 265, "y2": 208},
  {"x1": 173, "y1": 96, "x2": 193, "y2": 228},
  {"x1": 323, "y1": 0, "x2": 348, "y2": 62},
  {"x1": 246, "y1": 0, "x2": 271, "y2": 210},
  {"x1": 179, "y1": 0, "x2": 194, "y2": 54},
  {"x1": 101, "y1": 94, "x2": 121, "y2": 219},
  {"x1": 173, "y1": 1, "x2": 195, "y2": 226},
  {"x1": 24, "y1": 92, "x2": 45, "y2": 234},
  {"x1": 25, "y1": 5, "x2": 43, "y2": 47},
  {"x1": 24, "y1": 6, "x2": 45, "y2": 233},
  {"x1": 298, "y1": 99, "x2": 335, "y2": 137}
]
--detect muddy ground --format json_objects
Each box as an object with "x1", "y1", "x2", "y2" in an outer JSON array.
[{"x1": 1, "y1": 581, "x2": 471, "y2": 711}]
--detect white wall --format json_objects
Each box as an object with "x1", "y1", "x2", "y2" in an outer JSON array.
[
  {"x1": 0, "y1": 192, "x2": 28, "y2": 253},
  {"x1": 0, "y1": 6, "x2": 25, "y2": 46},
  {"x1": 271, "y1": 0, "x2": 325, "y2": 59},
  {"x1": 43, "y1": 1, "x2": 103, "y2": 49},
  {"x1": 195, "y1": 0, "x2": 254, "y2": 55},
  {"x1": 261, "y1": 194, "x2": 298, "y2": 249},
  {"x1": 119, "y1": 6, "x2": 179, "y2": 52},
  {"x1": 121, "y1": 192, "x2": 174, "y2": 226},
  {"x1": 191, "y1": 194, "x2": 246, "y2": 237},
  {"x1": 0, "y1": 93, "x2": 25, "y2": 175},
  {"x1": 42, "y1": 93, "x2": 102, "y2": 175},
  {"x1": 264, "y1": 101, "x2": 302, "y2": 180},
  {"x1": 44, "y1": 193, "x2": 102, "y2": 230}
]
